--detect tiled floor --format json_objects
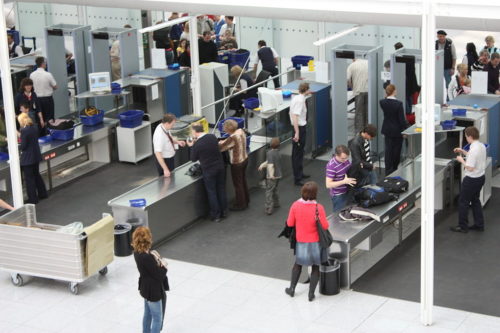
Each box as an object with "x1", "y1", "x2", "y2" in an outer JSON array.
[{"x1": 1, "y1": 256, "x2": 499, "y2": 333}]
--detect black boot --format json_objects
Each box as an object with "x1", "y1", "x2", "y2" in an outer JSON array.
[
  {"x1": 285, "y1": 264, "x2": 302, "y2": 298},
  {"x1": 308, "y1": 265, "x2": 320, "y2": 302}
]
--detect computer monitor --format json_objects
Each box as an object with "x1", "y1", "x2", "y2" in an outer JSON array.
[
  {"x1": 89, "y1": 72, "x2": 111, "y2": 94},
  {"x1": 258, "y1": 87, "x2": 284, "y2": 112}
]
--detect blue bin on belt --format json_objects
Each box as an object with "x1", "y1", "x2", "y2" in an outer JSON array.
[{"x1": 291, "y1": 55, "x2": 314, "y2": 69}]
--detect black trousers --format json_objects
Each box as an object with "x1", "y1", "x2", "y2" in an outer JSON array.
[
  {"x1": 38, "y1": 96, "x2": 55, "y2": 122},
  {"x1": 22, "y1": 163, "x2": 48, "y2": 204},
  {"x1": 203, "y1": 168, "x2": 227, "y2": 219},
  {"x1": 292, "y1": 126, "x2": 307, "y2": 183},
  {"x1": 459, "y1": 175, "x2": 485, "y2": 229},
  {"x1": 384, "y1": 136, "x2": 403, "y2": 176},
  {"x1": 264, "y1": 66, "x2": 280, "y2": 88},
  {"x1": 155, "y1": 157, "x2": 175, "y2": 176}
]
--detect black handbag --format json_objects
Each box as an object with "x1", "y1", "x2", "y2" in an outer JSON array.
[{"x1": 315, "y1": 204, "x2": 333, "y2": 249}]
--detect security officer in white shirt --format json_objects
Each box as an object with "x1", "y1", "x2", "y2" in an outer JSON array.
[
  {"x1": 290, "y1": 82, "x2": 311, "y2": 186},
  {"x1": 30, "y1": 57, "x2": 57, "y2": 123},
  {"x1": 451, "y1": 126, "x2": 487, "y2": 233},
  {"x1": 153, "y1": 113, "x2": 186, "y2": 177}
]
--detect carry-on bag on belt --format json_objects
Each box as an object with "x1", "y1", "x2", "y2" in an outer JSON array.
[
  {"x1": 376, "y1": 176, "x2": 409, "y2": 193},
  {"x1": 354, "y1": 185, "x2": 398, "y2": 208}
]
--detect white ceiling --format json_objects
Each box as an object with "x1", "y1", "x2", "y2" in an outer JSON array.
[{"x1": 11, "y1": 0, "x2": 500, "y2": 31}]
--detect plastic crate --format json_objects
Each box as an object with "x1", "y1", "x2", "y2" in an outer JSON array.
[
  {"x1": 119, "y1": 110, "x2": 144, "y2": 128},
  {"x1": 80, "y1": 109, "x2": 104, "y2": 126},
  {"x1": 217, "y1": 117, "x2": 245, "y2": 134},
  {"x1": 111, "y1": 82, "x2": 122, "y2": 94},
  {"x1": 291, "y1": 55, "x2": 314, "y2": 69},
  {"x1": 463, "y1": 143, "x2": 489, "y2": 152},
  {"x1": 452, "y1": 108, "x2": 467, "y2": 117},
  {"x1": 440, "y1": 120, "x2": 457, "y2": 130},
  {"x1": 229, "y1": 50, "x2": 250, "y2": 69},
  {"x1": 49, "y1": 128, "x2": 75, "y2": 141},
  {"x1": 244, "y1": 97, "x2": 259, "y2": 109},
  {"x1": 217, "y1": 52, "x2": 230, "y2": 64},
  {"x1": 220, "y1": 132, "x2": 251, "y2": 149}
]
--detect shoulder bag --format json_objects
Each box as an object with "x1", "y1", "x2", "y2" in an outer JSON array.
[{"x1": 315, "y1": 204, "x2": 333, "y2": 249}]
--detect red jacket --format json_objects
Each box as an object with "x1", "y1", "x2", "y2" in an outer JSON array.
[{"x1": 287, "y1": 199, "x2": 329, "y2": 243}]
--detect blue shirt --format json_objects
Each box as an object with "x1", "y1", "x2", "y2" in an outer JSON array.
[{"x1": 214, "y1": 19, "x2": 225, "y2": 37}]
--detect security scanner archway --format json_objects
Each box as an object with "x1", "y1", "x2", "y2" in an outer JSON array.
[
  {"x1": 390, "y1": 48, "x2": 444, "y2": 106},
  {"x1": 331, "y1": 44, "x2": 384, "y2": 156},
  {"x1": 90, "y1": 27, "x2": 140, "y2": 110},
  {"x1": 45, "y1": 24, "x2": 91, "y2": 116}
]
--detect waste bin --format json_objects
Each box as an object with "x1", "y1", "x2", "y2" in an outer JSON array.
[
  {"x1": 319, "y1": 259, "x2": 340, "y2": 296},
  {"x1": 114, "y1": 223, "x2": 132, "y2": 257}
]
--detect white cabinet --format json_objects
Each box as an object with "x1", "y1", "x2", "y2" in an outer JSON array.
[{"x1": 117, "y1": 121, "x2": 153, "y2": 163}]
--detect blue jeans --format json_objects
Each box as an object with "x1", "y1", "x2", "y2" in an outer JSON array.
[
  {"x1": 368, "y1": 169, "x2": 378, "y2": 185},
  {"x1": 143, "y1": 299, "x2": 163, "y2": 333},
  {"x1": 165, "y1": 50, "x2": 174, "y2": 65},
  {"x1": 444, "y1": 69, "x2": 453, "y2": 90},
  {"x1": 331, "y1": 193, "x2": 348, "y2": 212}
]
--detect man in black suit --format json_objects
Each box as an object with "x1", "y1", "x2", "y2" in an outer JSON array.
[{"x1": 187, "y1": 124, "x2": 227, "y2": 222}]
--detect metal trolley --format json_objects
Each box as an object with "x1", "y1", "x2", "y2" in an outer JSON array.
[{"x1": 0, "y1": 205, "x2": 113, "y2": 295}]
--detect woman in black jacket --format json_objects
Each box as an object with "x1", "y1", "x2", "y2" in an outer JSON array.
[
  {"x1": 380, "y1": 84, "x2": 407, "y2": 176},
  {"x1": 18, "y1": 113, "x2": 48, "y2": 204},
  {"x1": 15, "y1": 78, "x2": 44, "y2": 133},
  {"x1": 132, "y1": 226, "x2": 168, "y2": 333}
]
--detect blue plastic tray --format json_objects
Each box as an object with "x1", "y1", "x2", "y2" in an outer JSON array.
[
  {"x1": 80, "y1": 110, "x2": 104, "y2": 126},
  {"x1": 463, "y1": 143, "x2": 489, "y2": 152},
  {"x1": 49, "y1": 128, "x2": 75, "y2": 141},
  {"x1": 218, "y1": 117, "x2": 245, "y2": 134},
  {"x1": 440, "y1": 120, "x2": 457, "y2": 130},
  {"x1": 119, "y1": 110, "x2": 144, "y2": 128},
  {"x1": 291, "y1": 55, "x2": 314, "y2": 69},
  {"x1": 452, "y1": 108, "x2": 467, "y2": 117},
  {"x1": 244, "y1": 98, "x2": 259, "y2": 109}
]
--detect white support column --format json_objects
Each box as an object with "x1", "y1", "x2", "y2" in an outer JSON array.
[
  {"x1": 420, "y1": 0, "x2": 435, "y2": 326},
  {"x1": 189, "y1": 16, "x2": 202, "y2": 116},
  {"x1": 318, "y1": 22, "x2": 326, "y2": 62},
  {"x1": 0, "y1": 0, "x2": 24, "y2": 208}
]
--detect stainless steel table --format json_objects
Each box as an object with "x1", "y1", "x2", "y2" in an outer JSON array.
[
  {"x1": 329, "y1": 157, "x2": 450, "y2": 289},
  {"x1": 108, "y1": 141, "x2": 267, "y2": 246},
  {"x1": 39, "y1": 118, "x2": 119, "y2": 189}
]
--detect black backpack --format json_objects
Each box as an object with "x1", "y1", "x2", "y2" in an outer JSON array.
[
  {"x1": 354, "y1": 185, "x2": 398, "y2": 208},
  {"x1": 377, "y1": 177, "x2": 409, "y2": 194}
]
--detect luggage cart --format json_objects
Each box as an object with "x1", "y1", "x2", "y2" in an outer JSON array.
[{"x1": 0, "y1": 205, "x2": 112, "y2": 295}]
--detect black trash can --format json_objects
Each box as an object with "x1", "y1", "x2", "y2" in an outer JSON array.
[
  {"x1": 319, "y1": 259, "x2": 340, "y2": 296},
  {"x1": 114, "y1": 223, "x2": 132, "y2": 257}
]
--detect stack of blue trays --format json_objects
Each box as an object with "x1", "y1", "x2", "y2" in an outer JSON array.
[{"x1": 111, "y1": 82, "x2": 122, "y2": 94}]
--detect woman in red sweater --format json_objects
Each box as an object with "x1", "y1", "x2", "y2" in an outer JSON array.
[{"x1": 285, "y1": 181, "x2": 329, "y2": 301}]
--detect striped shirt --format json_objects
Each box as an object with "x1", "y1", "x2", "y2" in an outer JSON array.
[
  {"x1": 326, "y1": 156, "x2": 351, "y2": 197},
  {"x1": 364, "y1": 139, "x2": 371, "y2": 163},
  {"x1": 471, "y1": 60, "x2": 486, "y2": 72}
]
